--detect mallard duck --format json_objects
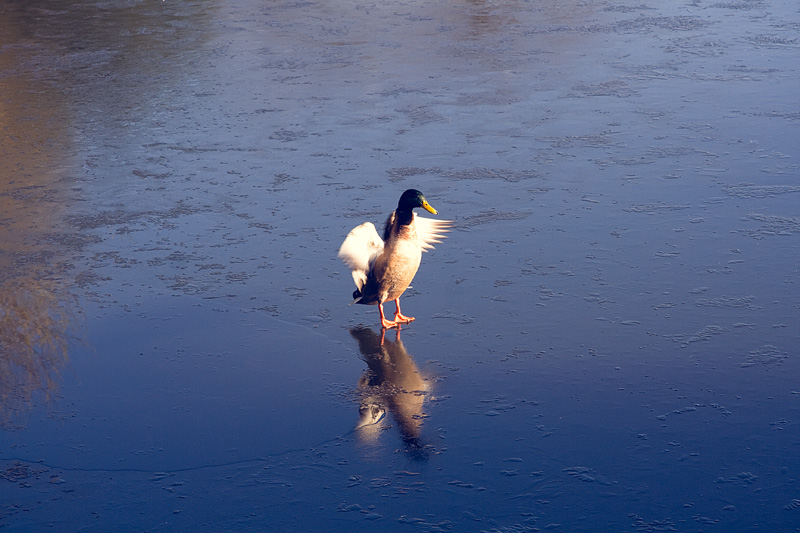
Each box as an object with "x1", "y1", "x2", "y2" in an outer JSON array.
[{"x1": 338, "y1": 189, "x2": 451, "y2": 329}]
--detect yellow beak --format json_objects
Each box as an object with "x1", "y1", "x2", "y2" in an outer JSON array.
[{"x1": 422, "y1": 200, "x2": 438, "y2": 215}]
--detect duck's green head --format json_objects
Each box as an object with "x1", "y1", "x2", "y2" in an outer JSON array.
[{"x1": 398, "y1": 189, "x2": 438, "y2": 215}]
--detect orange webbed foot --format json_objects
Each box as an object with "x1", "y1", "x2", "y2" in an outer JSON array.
[
  {"x1": 392, "y1": 299, "x2": 414, "y2": 324},
  {"x1": 381, "y1": 318, "x2": 400, "y2": 329},
  {"x1": 393, "y1": 312, "x2": 415, "y2": 324},
  {"x1": 379, "y1": 304, "x2": 400, "y2": 329}
]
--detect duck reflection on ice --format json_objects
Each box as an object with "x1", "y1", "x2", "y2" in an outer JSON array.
[{"x1": 350, "y1": 326, "x2": 431, "y2": 457}]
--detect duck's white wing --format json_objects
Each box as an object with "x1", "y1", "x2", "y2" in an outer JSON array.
[
  {"x1": 338, "y1": 222, "x2": 384, "y2": 289},
  {"x1": 414, "y1": 214, "x2": 453, "y2": 252}
]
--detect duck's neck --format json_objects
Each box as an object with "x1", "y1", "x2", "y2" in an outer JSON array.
[{"x1": 395, "y1": 208, "x2": 414, "y2": 227}]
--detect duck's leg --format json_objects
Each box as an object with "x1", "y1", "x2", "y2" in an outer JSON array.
[
  {"x1": 379, "y1": 303, "x2": 398, "y2": 329},
  {"x1": 393, "y1": 298, "x2": 415, "y2": 324}
]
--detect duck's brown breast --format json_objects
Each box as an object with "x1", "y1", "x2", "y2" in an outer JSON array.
[{"x1": 374, "y1": 238, "x2": 422, "y2": 302}]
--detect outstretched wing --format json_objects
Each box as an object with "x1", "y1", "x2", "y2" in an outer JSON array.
[
  {"x1": 414, "y1": 215, "x2": 453, "y2": 252},
  {"x1": 338, "y1": 222, "x2": 384, "y2": 289}
]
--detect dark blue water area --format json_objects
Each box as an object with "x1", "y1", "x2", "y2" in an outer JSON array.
[
  {"x1": 3, "y1": 301, "x2": 354, "y2": 472},
  {"x1": 3, "y1": 286, "x2": 798, "y2": 531}
]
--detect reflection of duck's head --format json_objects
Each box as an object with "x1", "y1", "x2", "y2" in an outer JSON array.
[
  {"x1": 354, "y1": 399, "x2": 386, "y2": 444},
  {"x1": 350, "y1": 327, "x2": 430, "y2": 456},
  {"x1": 356, "y1": 401, "x2": 386, "y2": 429}
]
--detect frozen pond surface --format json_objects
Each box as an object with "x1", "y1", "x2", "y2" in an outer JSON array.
[{"x1": 1, "y1": 0, "x2": 799, "y2": 530}]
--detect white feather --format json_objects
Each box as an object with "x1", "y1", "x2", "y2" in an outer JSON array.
[
  {"x1": 337, "y1": 222, "x2": 384, "y2": 291},
  {"x1": 414, "y1": 214, "x2": 453, "y2": 252}
]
